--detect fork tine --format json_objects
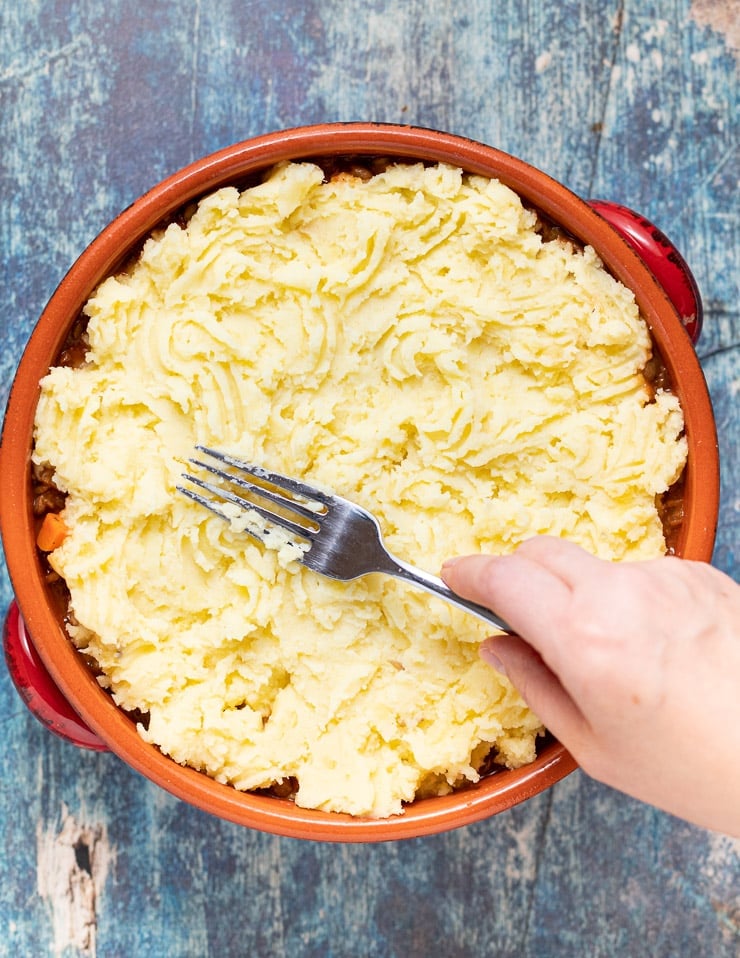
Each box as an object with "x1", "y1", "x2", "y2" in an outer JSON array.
[
  {"x1": 196, "y1": 446, "x2": 333, "y2": 507},
  {"x1": 179, "y1": 473, "x2": 314, "y2": 540},
  {"x1": 178, "y1": 483, "x2": 238, "y2": 522},
  {"x1": 190, "y1": 457, "x2": 322, "y2": 524}
]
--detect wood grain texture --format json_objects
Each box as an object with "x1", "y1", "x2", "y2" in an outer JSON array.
[{"x1": 0, "y1": 1, "x2": 738, "y2": 955}]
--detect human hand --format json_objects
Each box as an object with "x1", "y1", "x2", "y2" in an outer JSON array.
[{"x1": 441, "y1": 537, "x2": 740, "y2": 836}]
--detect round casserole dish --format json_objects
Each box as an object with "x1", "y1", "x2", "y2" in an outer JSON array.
[{"x1": 0, "y1": 123, "x2": 719, "y2": 841}]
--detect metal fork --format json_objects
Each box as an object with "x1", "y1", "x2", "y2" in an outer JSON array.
[{"x1": 178, "y1": 446, "x2": 512, "y2": 632}]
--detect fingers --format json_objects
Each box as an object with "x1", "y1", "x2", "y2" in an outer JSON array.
[
  {"x1": 480, "y1": 635, "x2": 590, "y2": 752},
  {"x1": 442, "y1": 537, "x2": 614, "y2": 668}
]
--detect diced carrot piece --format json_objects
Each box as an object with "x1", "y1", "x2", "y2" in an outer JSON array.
[{"x1": 37, "y1": 512, "x2": 68, "y2": 552}]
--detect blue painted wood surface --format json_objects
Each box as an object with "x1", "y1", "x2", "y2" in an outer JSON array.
[{"x1": 1, "y1": 1, "x2": 738, "y2": 955}]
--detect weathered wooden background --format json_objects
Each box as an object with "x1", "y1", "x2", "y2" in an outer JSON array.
[{"x1": 1, "y1": 1, "x2": 738, "y2": 955}]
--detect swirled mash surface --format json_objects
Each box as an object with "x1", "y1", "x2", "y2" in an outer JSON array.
[{"x1": 33, "y1": 162, "x2": 687, "y2": 817}]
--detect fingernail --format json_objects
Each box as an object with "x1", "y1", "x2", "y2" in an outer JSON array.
[
  {"x1": 480, "y1": 643, "x2": 507, "y2": 676},
  {"x1": 440, "y1": 557, "x2": 461, "y2": 572}
]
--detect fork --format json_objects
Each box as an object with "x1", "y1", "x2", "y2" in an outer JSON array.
[{"x1": 178, "y1": 446, "x2": 512, "y2": 632}]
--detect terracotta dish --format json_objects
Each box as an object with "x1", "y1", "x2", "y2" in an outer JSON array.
[{"x1": 0, "y1": 124, "x2": 719, "y2": 841}]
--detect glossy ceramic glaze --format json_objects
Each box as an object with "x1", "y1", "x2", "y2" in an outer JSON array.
[
  {"x1": 3, "y1": 600, "x2": 107, "y2": 750},
  {"x1": 588, "y1": 199, "x2": 704, "y2": 343},
  {"x1": 0, "y1": 124, "x2": 719, "y2": 841}
]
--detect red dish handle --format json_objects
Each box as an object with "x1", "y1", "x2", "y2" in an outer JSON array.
[
  {"x1": 587, "y1": 200, "x2": 703, "y2": 344},
  {"x1": 2, "y1": 201, "x2": 703, "y2": 752},
  {"x1": 3, "y1": 600, "x2": 108, "y2": 751}
]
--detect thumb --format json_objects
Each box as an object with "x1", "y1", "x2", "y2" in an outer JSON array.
[{"x1": 441, "y1": 551, "x2": 573, "y2": 652}]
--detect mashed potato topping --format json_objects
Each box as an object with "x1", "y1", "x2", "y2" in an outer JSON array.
[{"x1": 33, "y1": 161, "x2": 687, "y2": 817}]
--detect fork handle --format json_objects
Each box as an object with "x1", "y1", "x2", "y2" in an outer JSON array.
[{"x1": 387, "y1": 557, "x2": 513, "y2": 633}]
